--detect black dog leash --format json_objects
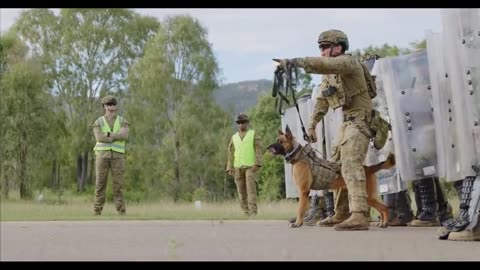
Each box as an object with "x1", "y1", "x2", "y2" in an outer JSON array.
[{"x1": 272, "y1": 60, "x2": 310, "y2": 142}]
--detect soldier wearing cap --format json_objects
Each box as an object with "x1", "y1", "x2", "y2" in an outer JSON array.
[
  {"x1": 276, "y1": 29, "x2": 376, "y2": 230},
  {"x1": 226, "y1": 113, "x2": 263, "y2": 215},
  {"x1": 91, "y1": 95, "x2": 129, "y2": 215}
]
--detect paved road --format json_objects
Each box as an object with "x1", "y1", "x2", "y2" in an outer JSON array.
[{"x1": 1, "y1": 220, "x2": 478, "y2": 261}]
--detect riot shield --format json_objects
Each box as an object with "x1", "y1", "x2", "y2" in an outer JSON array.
[
  {"x1": 364, "y1": 57, "x2": 376, "y2": 72},
  {"x1": 442, "y1": 9, "x2": 480, "y2": 178},
  {"x1": 324, "y1": 107, "x2": 344, "y2": 161},
  {"x1": 426, "y1": 30, "x2": 463, "y2": 182},
  {"x1": 367, "y1": 59, "x2": 406, "y2": 194},
  {"x1": 378, "y1": 50, "x2": 439, "y2": 181},
  {"x1": 296, "y1": 94, "x2": 314, "y2": 146},
  {"x1": 281, "y1": 106, "x2": 300, "y2": 198},
  {"x1": 312, "y1": 86, "x2": 327, "y2": 158},
  {"x1": 313, "y1": 80, "x2": 344, "y2": 161},
  {"x1": 365, "y1": 58, "x2": 390, "y2": 167}
]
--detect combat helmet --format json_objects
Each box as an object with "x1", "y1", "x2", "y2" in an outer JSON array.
[{"x1": 318, "y1": 29, "x2": 349, "y2": 51}]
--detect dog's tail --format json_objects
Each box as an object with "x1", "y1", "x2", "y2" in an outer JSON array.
[
  {"x1": 365, "y1": 153, "x2": 396, "y2": 175},
  {"x1": 381, "y1": 153, "x2": 396, "y2": 170}
]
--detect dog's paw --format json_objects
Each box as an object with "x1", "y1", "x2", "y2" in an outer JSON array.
[
  {"x1": 373, "y1": 221, "x2": 388, "y2": 228},
  {"x1": 377, "y1": 222, "x2": 388, "y2": 228},
  {"x1": 370, "y1": 221, "x2": 381, "y2": 227},
  {"x1": 289, "y1": 223, "x2": 302, "y2": 228}
]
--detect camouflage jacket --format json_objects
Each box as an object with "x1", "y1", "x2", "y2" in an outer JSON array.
[{"x1": 297, "y1": 54, "x2": 373, "y2": 130}]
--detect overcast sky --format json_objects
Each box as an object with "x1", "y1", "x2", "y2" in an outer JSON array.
[{"x1": 0, "y1": 8, "x2": 443, "y2": 85}]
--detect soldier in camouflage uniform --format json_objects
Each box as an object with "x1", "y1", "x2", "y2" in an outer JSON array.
[
  {"x1": 277, "y1": 30, "x2": 377, "y2": 230},
  {"x1": 92, "y1": 95, "x2": 129, "y2": 215},
  {"x1": 226, "y1": 113, "x2": 263, "y2": 216}
]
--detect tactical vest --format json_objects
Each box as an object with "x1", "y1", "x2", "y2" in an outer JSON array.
[
  {"x1": 93, "y1": 115, "x2": 126, "y2": 154},
  {"x1": 286, "y1": 144, "x2": 341, "y2": 190},
  {"x1": 232, "y1": 129, "x2": 255, "y2": 168},
  {"x1": 321, "y1": 57, "x2": 368, "y2": 109}
]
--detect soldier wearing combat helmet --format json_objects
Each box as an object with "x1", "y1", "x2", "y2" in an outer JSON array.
[{"x1": 275, "y1": 29, "x2": 378, "y2": 230}]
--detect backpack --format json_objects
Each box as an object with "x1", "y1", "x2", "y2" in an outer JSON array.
[{"x1": 359, "y1": 59, "x2": 377, "y2": 99}]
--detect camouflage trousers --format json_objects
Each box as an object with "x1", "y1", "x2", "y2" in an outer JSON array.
[
  {"x1": 333, "y1": 188, "x2": 350, "y2": 216},
  {"x1": 94, "y1": 157, "x2": 126, "y2": 214},
  {"x1": 234, "y1": 167, "x2": 257, "y2": 215},
  {"x1": 332, "y1": 120, "x2": 371, "y2": 212}
]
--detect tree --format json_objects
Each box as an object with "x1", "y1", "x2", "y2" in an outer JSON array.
[
  {"x1": 126, "y1": 14, "x2": 227, "y2": 201},
  {"x1": 14, "y1": 9, "x2": 160, "y2": 191},
  {"x1": 248, "y1": 93, "x2": 285, "y2": 201},
  {"x1": 0, "y1": 33, "x2": 51, "y2": 198}
]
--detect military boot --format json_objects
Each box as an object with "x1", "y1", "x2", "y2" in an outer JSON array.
[
  {"x1": 324, "y1": 191, "x2": 335, "y2": 217},
  {"x1": 439, "y1": 177, "x2": 475, "y2": 240},
  {"x1": 410, "y1": 178, "x2": 440, "y2": 227},
  {"x1": 389, "y1": 190, "x2": 414, "y2": 226},
  {"x1": 288, "y1": 195, "x2": 318, "y2": 224},
  {"x1": 383, "y1": 193, "x2": 399, "y2": 225},
  {"x1": 317, "y1": 188, "x2": 350, "y2": 227},
  {"x1": 448, "y1": 178, "x2": 479, "y2": 241},
  {"x1": 412, "y1": 181, "x2": 421, "y2": 218},
  {"x1": 333, "y1": 180, "x2": 370, "y2": 231},
  {"x1": 304, "y1": 195, "x2": 327, "y2": 226},
  {"x1": 454, "y1": 180, "x2": 464, "y2": 200},
  {"x1": 434, "y1": 177, "x2": 453, "y2": 224},
  {"x1": 448, "y1": 222, "x2": 480, "y2": 241}
]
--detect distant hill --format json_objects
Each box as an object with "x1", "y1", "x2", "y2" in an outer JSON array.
[{"x1": 213, "y1": 79, "x2": 273, "y2": 117}]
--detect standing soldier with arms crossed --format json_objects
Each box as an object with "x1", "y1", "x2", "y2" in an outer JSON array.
[{"x1": 92, "y1": 95, "x2": 129, "y2": 216}]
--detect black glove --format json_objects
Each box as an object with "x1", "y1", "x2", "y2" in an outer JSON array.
[{"x1": 273, "y1": 58, "x2": 298, "y2": 71}]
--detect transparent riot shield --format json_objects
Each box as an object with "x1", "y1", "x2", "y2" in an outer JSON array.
[
  {"x1": 366, "y1": 58, "x2": 390, "y2": 167},
  {"x1": 364, "y1": 57, "x2": 376, "y2": 72},
  {"x1": 377, "y1": 167, "x2": 407, "y2": 195},
  {"x1": 324, "y1": 108, "x2": 343, "y2": 161},
  {"x1": 296, "y1": 94, "x2": 314, "y2": 146},
  {"x1": 368, "y1": 59, "x2": 406, "y2": 194},
  {"x1": 378, "y1": 50, "x2": 439, "y2": 182},
  {"x1": 312, "y1": 82, "x2": 344, "y2": 161},
  {"x1": 442, "y1": 9, "x2": 480, "y2": 178},
  {"x1": 426, "y1": 30, "x2": 463, "y2": 182},
  {"x1": 312, "y1": 86, "x2": 327, "y2": 158},
  {"x1": 281, "y1": 106, "x2": 299, "y2": 198}
]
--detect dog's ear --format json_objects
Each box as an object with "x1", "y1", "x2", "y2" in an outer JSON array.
[
  {"x1": 285, "y1": 125, "x2": 292, "y2": 139},
  {"x1": 278, "y1": 129, "x2": 284, "y2": 135}
]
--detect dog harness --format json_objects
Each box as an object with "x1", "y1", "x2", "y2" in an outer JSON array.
[{"x1": 285, "y1": 144, "x2": 341, "y2": 190}]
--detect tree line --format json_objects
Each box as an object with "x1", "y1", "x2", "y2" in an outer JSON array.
[{"x1": 0, "y1": 9, "x2": 424, "y2": 202}]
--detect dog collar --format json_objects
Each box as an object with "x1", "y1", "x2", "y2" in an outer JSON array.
[{"x1": 285, "y1": 143, "x2": 302, "y2": 163}]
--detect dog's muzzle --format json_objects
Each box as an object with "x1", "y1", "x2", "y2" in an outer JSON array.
[{"x1": 267, "y1": 142, "x2": 286, "y2": 156}]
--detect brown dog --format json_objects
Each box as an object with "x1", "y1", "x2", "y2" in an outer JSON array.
[{"x1": 267, "y1": 125, "x2": 395, "y2": 228}]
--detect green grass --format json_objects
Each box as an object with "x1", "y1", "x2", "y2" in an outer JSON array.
[
  {"x1": 0, "y1": 197, "x2": 299, "y2": 221},
  {"x1": 1, "y1": 189, "x2": 460, "y2": 222}
]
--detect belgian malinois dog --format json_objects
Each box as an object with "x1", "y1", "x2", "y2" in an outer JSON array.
[{"x1": 268, "y1": 125, "x2": 395, "y2": 228}]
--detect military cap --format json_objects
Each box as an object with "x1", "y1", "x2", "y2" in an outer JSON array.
[
  {"x1": 102, "y1": 95, "x2": 117, "y2": 105},
  {"x1": 235, "y1": 113, "x2": 249, "y2": 123}
]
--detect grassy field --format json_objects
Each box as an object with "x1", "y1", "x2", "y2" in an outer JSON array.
[
  {"x1": 0, "y1": 194, "x2": 299, "y2": 221},
  {"x1": 0, "y1": 190, "x2": 459, "y2": 222}
]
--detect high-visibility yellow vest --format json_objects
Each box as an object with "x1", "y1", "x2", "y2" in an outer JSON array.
[
  {"x1": 93, "y1": 115, "x2": 125, "y2": 154},
  {"x1": 232, "y1": 129, "x2": 255, "y2": 168}
]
